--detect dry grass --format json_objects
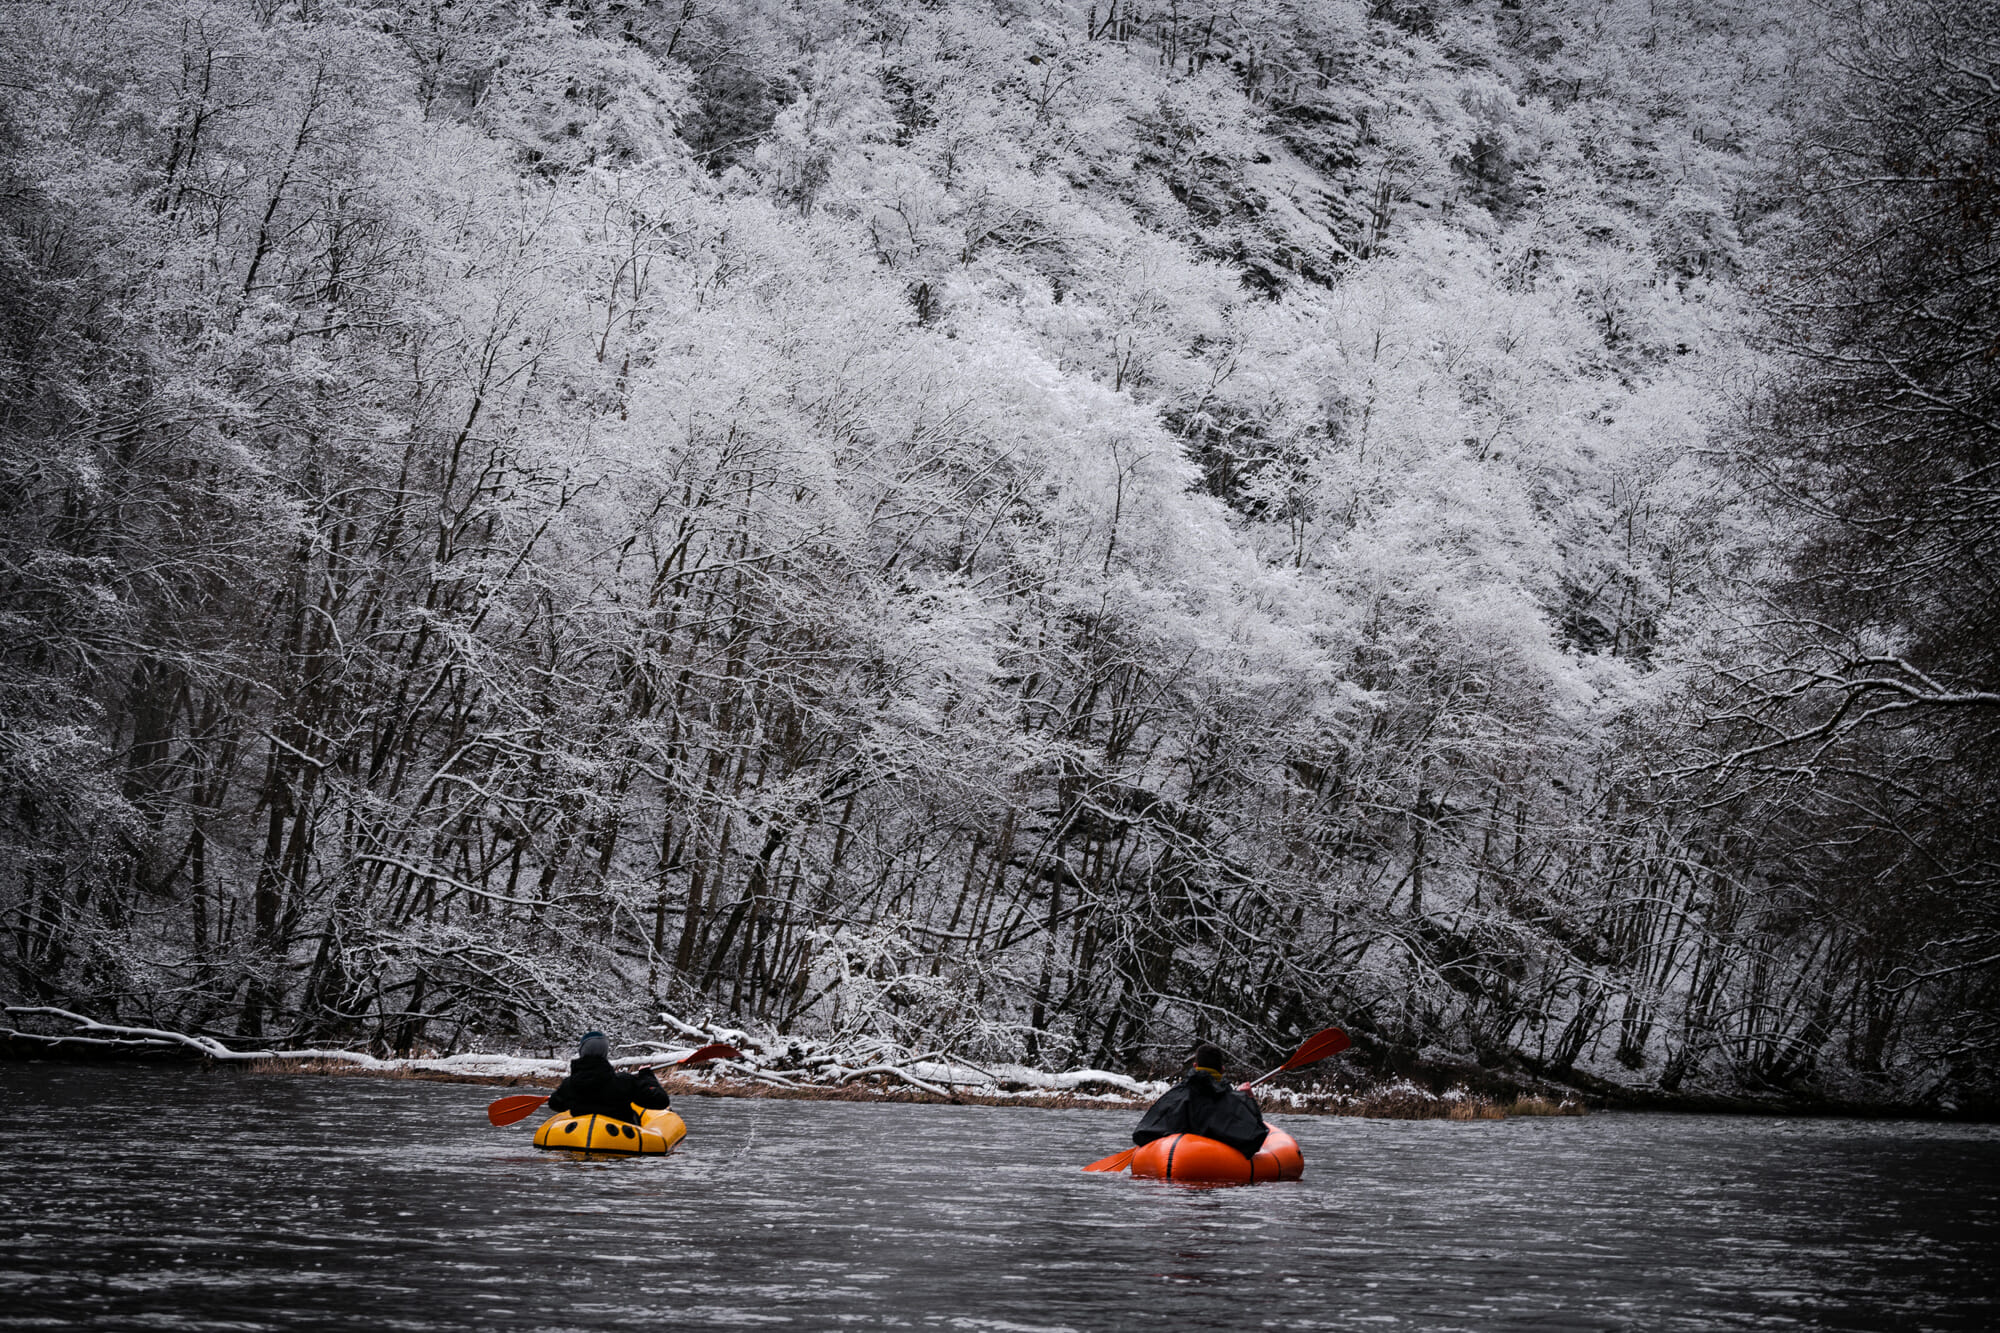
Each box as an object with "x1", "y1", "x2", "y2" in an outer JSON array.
[
  {"x1": 243, "y1": 1057, "x2": 552, "y2": 1087},
  {"x1": 651, "y1": 1071, "x2": 1145, "y2": 1111},
  {"x1": 1503, "y1": 1095, "x2": 1586, "y2": 1117},
  {"x1": 1317, "y1": 1088, "x2": 1508, "y2": 1120}
]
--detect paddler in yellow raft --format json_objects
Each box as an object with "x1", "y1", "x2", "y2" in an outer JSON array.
[
  {"x1": 532, "y1": 1030, "x2": 686, "y2": 1154},
  {"x1": 550, "y1": 1031, "x2": 671, "y2": 1121}
]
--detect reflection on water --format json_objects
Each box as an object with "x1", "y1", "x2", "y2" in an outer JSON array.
[{"x1": 0, "y1": 1064, "x2": 1995, "y2": 1330}]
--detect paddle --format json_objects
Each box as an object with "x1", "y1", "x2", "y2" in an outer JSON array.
[
  {"x1": 1241, "y1": 1026, "x2": 1350, "y2": 1091},
  {"x1": 486, "y1": 1042, "x2": 743, "y2": 1127},
  {"x1": 1082, "y1": 1027, "x2": 1351, "y2": 1173}
]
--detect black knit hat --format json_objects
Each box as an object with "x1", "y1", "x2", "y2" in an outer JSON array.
[
  {"x1": 1191, "y1": 1042, "x2": 1229, "y2": 1071},
  {"x1": 579, "y1": 1031, "x2": 610, "y2": 1058}
]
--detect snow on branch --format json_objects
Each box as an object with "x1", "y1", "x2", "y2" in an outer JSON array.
[{"x1": 651, "y1": 1012, "x2": 1164, "y2": 1101}]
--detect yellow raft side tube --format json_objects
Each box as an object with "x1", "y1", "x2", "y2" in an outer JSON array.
[{"x1": 532, "y1": 1105, "x2": 687, "y2": 1155}]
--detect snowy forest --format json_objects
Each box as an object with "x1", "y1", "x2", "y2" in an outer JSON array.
[{"x1": 1, "y1": 0, "x2": 1994, "y2": 1110}]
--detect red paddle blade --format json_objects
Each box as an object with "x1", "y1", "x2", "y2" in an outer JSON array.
[
  {"x1": 487, "y1": 1093, "x2": 549, "y2": 1127},
  {"x1": 1083, "y1": 1148, "x2": 1136, "y2": 1173},
  {"x1": 1281, "y1": 1027, "x2": 1351, "y2": 1072},
  {"x1": 675, "y1": 1042, "x2": 741, "y2": 1067}
]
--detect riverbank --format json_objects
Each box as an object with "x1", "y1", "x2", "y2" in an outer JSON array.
[
  {"x1": 16, "y1": 1000, "x2": 1978, "y2": 1120},
  {"x1": 4, "y1": 1004, "x2": 1583, "y2": 1120},
  {"x1": 245, "y1": 1055, "x2": 1582, "y2": 1121},
  {"x1": 23, "y1": 1002, "x2": 1972, "y2": 1121}
]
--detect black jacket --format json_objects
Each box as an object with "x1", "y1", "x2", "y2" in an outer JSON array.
[
  {"x1": 1132, "y1": 1070, "x2": 1269, "y2": 1157},
  {"x1": 548, "y1": 1053, "x2": 671, "y2": 1124}
]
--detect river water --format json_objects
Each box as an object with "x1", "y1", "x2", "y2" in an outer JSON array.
[{"x1": 1, "y1": 1065, "x2": 1995, "y2": 1330}]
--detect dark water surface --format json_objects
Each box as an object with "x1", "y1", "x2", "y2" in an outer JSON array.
[{"x1": 1, "y1": 1065, "x2": 1996, "y2": 1330}]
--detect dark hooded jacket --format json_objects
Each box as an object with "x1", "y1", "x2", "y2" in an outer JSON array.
[
  {"x1": 1131, "y1": 1069, "x2": 1269, "y2": 1157},
  {"x1": 548, "y1": 1053, "x2": 671, "y2": 1124}
]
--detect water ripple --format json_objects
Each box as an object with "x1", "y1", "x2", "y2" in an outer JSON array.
[{"x1": 0, "y1": 1067, "x2": 1994, "y2": 1330}]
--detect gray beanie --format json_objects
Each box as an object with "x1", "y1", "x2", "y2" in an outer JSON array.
[{"x1": 579, "y1": 1031, "x2": 610, "y2": 1059}]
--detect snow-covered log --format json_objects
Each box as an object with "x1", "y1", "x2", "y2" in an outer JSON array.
[
  {"x1": 2, "y1": 1007, "x2": 566, "y2": 1079},
  {"x1": 4, "y1": 1007, "x2": 383, "y2": 1064},
  {"x1": 651, "y1": 1013, "x2": 1167, "y2": 1102}
]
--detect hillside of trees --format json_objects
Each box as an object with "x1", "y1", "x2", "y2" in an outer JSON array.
[{"x1": 2, "y1": 0, "x2": 1993, "y2": 1110}]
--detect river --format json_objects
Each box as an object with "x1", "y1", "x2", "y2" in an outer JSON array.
[{"x1": 1, "y1": 1064, "x2": 1994, "y2": 1330}]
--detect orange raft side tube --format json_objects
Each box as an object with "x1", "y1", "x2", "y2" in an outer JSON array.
[{"x1": 1129, "y1": 1126, "x2": 1304, "y2": 1185}]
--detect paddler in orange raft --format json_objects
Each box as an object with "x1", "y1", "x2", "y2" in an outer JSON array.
[
  {"x1": 1131, "y1": 1042, "x2": 1269, "y2": 1157},
  {"x1": 1084, "y1": 1028, "x2": 1348, "y2": 1181}
]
